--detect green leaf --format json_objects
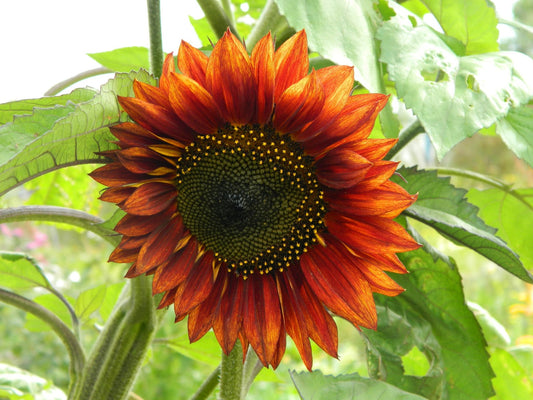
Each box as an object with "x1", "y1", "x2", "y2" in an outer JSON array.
[
  {"x1": 0, "y1": 88, "x2": 96, "y2": 125},
  {"x1": 378, "y1": 12, "x2": 533, "y2": 158},
  {"x1": 490, "y1": 348, "x2": 533, "y2": 399},
  {"x1": 165, "y1": 332, "x2": 222, "y2": 366},
  {"x1": 0, "y1": 70, "x2": 156, "y2": 197},
  {"x1": 98, "y1": 282, "x2": 125, "y2": 321},
  {"x1": 88, "y1": 47, "x2": 151, "y2": 72},
  {"x1": 468, "y1": 302, "x2": 511, "y2": 348},
  {"x1": 364, "y1": 247, "x2": 494, "y2": 400},
  {"x1": 274, "y1": 0, "x2": 381, "y2": 92},
  {"x1": 189, "y1": 16, "x2": 215, "y2": 47},
  {"x1": 466, "y1": 187, "x2": 533, "y2": 271},
  {"x1": 74, "y1": 285, "x2": 107, "y2": 323},
  {"x1": 290, "y1": 370, "x2": 427, "y2": 400},
  {"x1": 24, "y1": 293, "x2": 75, "y2": 332},
  {"x1": 422, "y1": 0, "x2": 499, "y2": 55},
  {"x1": 395, "y1": 167, "x2": 531, "y2": 283},
  {"x1": 0, "y1": 363, "x2": 66, "y2": 400},
  {"x1": 496, "y1": 105, "x2": 533, "y2": 167},
  {"x1": 0, "y1": 252, "x2": 52, "y2": 290}
]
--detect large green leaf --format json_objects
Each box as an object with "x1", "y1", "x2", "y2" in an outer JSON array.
[
  {"x1": 496, "y1": 105, "x2": 533, "y2": 167},
  {"x1": 378, "y1": 11, "x2": 533, "y2": 158},
  {"x1": 421, "y1": 0, "x2": 499, "y2": 55},
  {"x1": 88, "y1": 47, "x2": 150, "y2": 72},
  {"x1": 274, "y1": 0, "x2": 381, "y2": 92},
  {"x1": 0, "y1": 363, "x2": 66, "y2": 400},
  {"x1": 0, "y1": 252, "x2": 52, "y2": 291},
  {"x1": 363, "y1": 247, "x2": 494, "y2": 400},
  {"x1": 466, "y1": 187, "x2": 533, "y2": 269},
  {"x1": 0, "y1": 70, "x2": 156, "y2": 196},
  {"x1": 290, "y1": 370, "x2": 427, "y2": 400},
  {"x1": 490, "y1": 348, "x2": 533, "y2": 400},
  {"x1": 395, "y1": 167, "x2": 531, "y2": 283},
  {"x1": 0, "y1": 88, "x2": 95, "y2": 125}
]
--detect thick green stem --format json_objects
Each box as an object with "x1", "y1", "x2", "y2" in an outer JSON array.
[
  {"x1": 147, "y1": 0, "x2": 163, "y2": 77},
  {"x1": 385, "y1": 119, "x2": 425, "y2": 160},
  {"x1": 197, "y1": 0, "x2": 240, "y2": 39},
  {"x1": 218, "y1": 344, "x2": 243, "y2": 400},
  {"x1": 188, "y1": 366, "x2": 221, "y2": 400},
  {"x1": 0, "y1": 206, "x2": 119, "y2": 246},
  {"x1": 220, "y1": 0, "x2": 235, "y2": 28},
  {"x1": 246, "y1": 0, "x2": 282, "y2": 48},
  {"x1": 45, "y1": 68, "x2": 111, "y2": 96},
  {"x1": 0, "y1": 288, "x2": 85, "y2": 395}
]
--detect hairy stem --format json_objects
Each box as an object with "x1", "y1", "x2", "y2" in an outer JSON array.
[
  {"x1": 246, "y1": 0, "x2": 282, "y2": 48},
  {"x1": 218, "y1": 344, "x2": 243, "y2": 400},
  {"x1": 147, "y1": 0, "x2": 163, "y2": 78},
  {"x1": 0, "y1": 288, "x2": 85, "y2": 395},
  {"x1": 385, "y1": 119, "x2": 425, "y2": 160},
  {"x1": 45, "y1": 68, "x2": 112, "y2": 96},
  {"x1": 197, "y1": 0, "x2": 240, "y2": 39},
  {"x1": 188, "y1": 366, "x2": 221, "y2": 400}
]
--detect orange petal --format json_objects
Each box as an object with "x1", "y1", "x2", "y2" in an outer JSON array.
[
  {"x1": 116, "y1": 147, "x2": 168, "y2": 175},
  {"x1": 174, "y1": 254, "x2": 215, "y2": 316},
  {"x1": 118, "y1": 96, "x2": 192, "y2": 140},
  {"x1": 122, "y1": 182, "x2": 177, "y2": 215},
  {"x1": 136, "y1": 215, "x2": 186, "y2": 273},
  {"x1": 352, "y1": 257, "x2": 405, "y2": 296},
  {"x1": 99, "y1": 186, "x2": 135, "y2": 204},
  {"x1": 251, "y1": 32, "x2": 275, "y2": 124},
  {"x1": 206, "y1": 29, "x2": 256, "y2": 124},
  {"x1": 108, "y1": 246, "x2": 139, "y2": 263},
  {"x1": 151, "y1": 238, "x2": 199, "y2": 294},
  {"x1": 110, "y1": 122, "x2": 160, "y2": 147},
  {"x1": 178, "y1": 40, "x2": 208, "y2": 87},
  {"x1": 213, "y1": 274, "x2": 244, "y2": 354},
  {"x1": 133, "y1": 80, "x2": 171, "y2": 110},
  {"x1": 293, "y1": 66, "x2": 354, "y2": 141},
  {"x1": 159, "y1": 53, "x2": 176, "y2": 94},
  {"x1": 168, "y1": 73, "x2": 223, "y2": 134},
  {"x1": 242, "y1": 273, "x2": 283, "y2": 367},
  {"x1": 274, "y1": 30, "x2": 309, "y2": 102},
  {"x1": 274, "y1": 70, "x2": 325, "y2": 134},
  {"x1": 316, "y1": 147, "x2": 373, "y2": 189},
  {"x1": 347, "y1": 138, "x2": 397, "y2": 162},
  {"x1": 325, "y1": 212, "x2": 421, "y2": 255}
]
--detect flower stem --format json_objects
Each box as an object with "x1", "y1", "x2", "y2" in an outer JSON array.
[
  {"x1": 218, "y1": 344, "x2": 243, "y2": 400},
  {"x1": 385, "y1": 119, "x2": 425, "y2": 160},
  {"x1": 0, "y1": 206, "x2": 119, "y2": 246},
  {"x1": 44, "y1": 68, "x2": 111, "y2": 96},
  {"x1": 197, "y1": 0, "x2": 240, "y2": 39},
  {"x1": 188, "y1": 366, "x2": 221, "y2": 400},
  {"x1": 0, "y1": 288, "x2": 85, "y2": 396},
  {"x1": 147, "y1": 0, "x2": 163, "y2": 78},
  {"x1": 246, "y1": 0, "x2": 282, "y2": 48}
]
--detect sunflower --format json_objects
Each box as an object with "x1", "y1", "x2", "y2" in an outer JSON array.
[{"x1": 90, "y1": 29, "x2": 419, "y2": 370}]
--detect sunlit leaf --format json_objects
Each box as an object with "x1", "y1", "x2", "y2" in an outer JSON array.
[
  {"x1": 0, "y1": 70, "x2": 156, "y2": 197},
  {"x1": 0, "y1": 252, "x2": 52, "y2": 290},
  {"x1": 490, "y1": 348, "x2": 533, "y2": 399},
  {"x1": 395, "y1": 167, "x2": 531, "y2": 283},
  {"x1": 0, "y1": 363, "x2": 66, "y2": 400},
  {"x1": 290, "y1": 370, "x2": 427, "y2": 400},
  {"x1": 378, "y1": 11, "x2": 533, "y2": 158},
  {"x1": 422, "y1": 0, "x2": 499, "y2": 55},
  {"x1": 0, "y1": 88, "x2": 96, "y2": 125},
  {"x1": 496, "y1": 105, "x2": 533, "y2": 167},
  {"x1": 75, "y1": 285, "x2": 107, "y2": 323},
  {"x1": 24, "y1": 293, "x2": 75, "y2": 332},
  {"x1": 88, "y1": 47, "x2": 151, "y2": 72},
  {"x1": 468, "y1": 302, "x2": 511, "y2": 348},
  {"x1": 165, "y1": 332, "x2": 221, "y2": 366}
]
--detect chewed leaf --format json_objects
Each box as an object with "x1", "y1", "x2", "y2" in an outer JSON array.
[{"x1": 0, "y1": 70, "x2": 156, "y2": 196}]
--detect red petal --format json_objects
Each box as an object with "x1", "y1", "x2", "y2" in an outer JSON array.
[
  {"x1": 316, "y1": 147, "x2": 373, "y2": 189},
  {"x1": 274, "y1": 70, "x2": 325, "y2": 134},
  {"x1": 178, "y1": 40, "x2": 208, "y2": 87},
  {"x1": 133, "y1": 80, "x2": 171, "y2": 110},
  {"x1": 159, "y1": 53, "x2": 176, "y2": 94},
  {"x1": 213, "y1": 274, "x2": 244, "y2": 354},
  {"x1": 206, "y1": 29, "x2": 256, "y2": 124},
  {"x1": 347, "y1": 138, "x2": 397, "y2": 161},
  {"x1": 168, "y1": 73, "x2": 223, "y2": 134},
  {"x1": 251, "y1": 32, "x2": 275, "y2": 124},
  {"x1": 136, "y1": 215, "x2": 186, "y2": 273},
  {"x1": 116, "y1": 147, "x2": 169, "y2": 175},
  {"x1": 174, "y1": 254, "x2": 216, "y2": 316},
  {"x1": 114, "y1": 202, "x2": 176, "y2": 236},
  {"x1": 89, "y1": 163, "x2": 146, "y2": 186},
  {"x1": 108, "y1": 246, "x2": 139, "y2": 263},
  {"x1": 274, "y1": 30, "x2": 309, "y2": 102},
  {"x1": 355, "y1": 161, "x2": 399, "y2": 192},
  {"x1": 99, "y1": 186, "x2": 135, "y2": 204},
  {"x1": 121, "y1": 182, "x2": 177, "y2": 216},
  {"x1": 110, "y1": 122, "x2": 160, "y2": 147}
]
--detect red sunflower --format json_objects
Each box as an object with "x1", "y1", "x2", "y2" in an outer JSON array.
[{"x1": 90, "y1": 29, "x2": 420, "y2": 370}]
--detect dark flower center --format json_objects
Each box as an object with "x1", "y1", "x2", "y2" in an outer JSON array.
[{"x1": 176, "y1": 124, "x2": 326, "y2": 277}]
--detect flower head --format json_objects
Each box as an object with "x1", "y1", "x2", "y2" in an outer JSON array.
[{"x1": 90, "y1": 30, "x2": 419, "y2": 370}]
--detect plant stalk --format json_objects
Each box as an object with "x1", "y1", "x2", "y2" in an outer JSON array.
[
  {"x1": 197, "y1": 0, "x2": 240, "y2": 39},
  {"x1": 45, "y1": 68, "x2": 111, "y2": 96},
  {"x1": 218, "y1": 344, "x2": 243, "y2": 400},
  {"x1": 188, "y1": 365, "x2": 221, "y2": 400},
  {"x1": 385, "y1": 119, "x2": 425, "y2": 160},
  {"x1": 246, "y1": 0, "x2": 282, "y2": 48},
  {"x1": 147, "y1": 0, "x2": 163, "y2": 78}
]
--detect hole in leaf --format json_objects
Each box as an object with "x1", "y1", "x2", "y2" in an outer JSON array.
[
  {"x1": 408, "y1": 15, "x2": 418, "y2": 27},
  {"x1": 466, "y1": 74, "x2": 479, "y2": 92},
  {"x1": 402, "y1": 346, "x2": 431, "y2": 376}
]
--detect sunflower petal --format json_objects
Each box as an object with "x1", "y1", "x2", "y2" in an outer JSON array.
[
  {"x1": 122, "y1": 182, "x2": 177, "y2": 216},
  {"x1": 178, "y1": 40, "x2": 208, "y2": 87},
  {"x1": 251, "y1": 32, "x2": 275, "y2": 124},
  {"x1": 316, "y1": 147, "x2": 372, "y2": 189},
  {"x1": 274, "y1": 30, "x2": 309, "y2": 101}
]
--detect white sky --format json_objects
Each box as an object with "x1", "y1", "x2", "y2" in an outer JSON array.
[{"x1": 0, "y1": 0, "x2": 518, "y2": 104}]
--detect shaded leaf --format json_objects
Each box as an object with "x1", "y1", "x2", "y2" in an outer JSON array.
[
  {"x1": 0, "y1": 363, "x2": 66, "y2": 400},
  {"x1": 0, "y1": 88, "x2": 96, "y2": 125},
  {"x1": 496, "y1": 105, "x2": 533, "y2": 167},
  {"x1": 378, "y1": 11, "x2": 533, "y2": 158},
  {"x1": 0, "y1": 70, "x2": 156, "y2": 196},
  {"x1": 422, "y1": 0, "x2": 499, "y2": 55},
  {"x1": 75, "y1": 285, "x2": 107, "y2": 323},
  {"x1": 88, "y1": 47, "x2": 150, "y2": 72},
  {"x1": 290, "y1": 370, "x2": 427, "y2": 400},
  {"x1": 0, "y1": 252, "x2": 52, "y2": 290}
]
